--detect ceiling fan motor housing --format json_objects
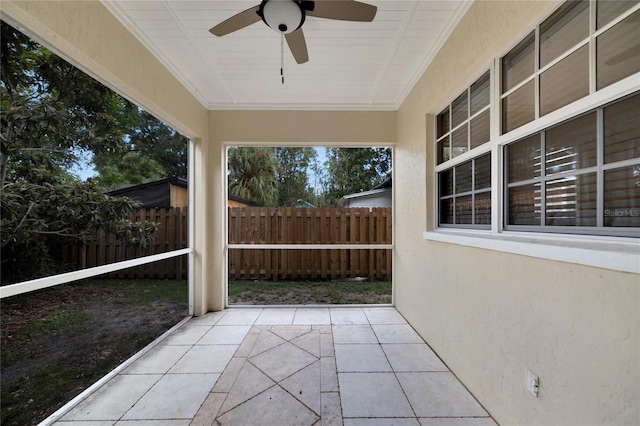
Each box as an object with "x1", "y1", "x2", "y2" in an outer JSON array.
[{"x1": 258, "y1": 0, "x2": 306, "y2": 34}]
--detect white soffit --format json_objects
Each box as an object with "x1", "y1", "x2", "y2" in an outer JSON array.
[{"x1": 103, "y1": 0, "x2": 471, "y2": 110}]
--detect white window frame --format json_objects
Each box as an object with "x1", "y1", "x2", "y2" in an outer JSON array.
[{"x1": 427, "y1": 0, "x2": 640, "y2": 274}]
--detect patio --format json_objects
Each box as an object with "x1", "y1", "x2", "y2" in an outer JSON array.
[{"x1": 49, "y1": 307, "x2": 496, "y2": 425}]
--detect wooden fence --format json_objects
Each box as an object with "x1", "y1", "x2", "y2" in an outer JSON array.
[
  {"x1": 63, "y1": 208, "x2": 188, "y2": 279},
  {"x1": 228, "y1": 207, "x2": 392, "y2": 280},
  {"x1": 63, "y1": 207, "x2": 393, "y2": 281}
]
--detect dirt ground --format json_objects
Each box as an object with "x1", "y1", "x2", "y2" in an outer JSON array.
[{"x1": 0, "y1": 280, "x2": 188, "y2": 426}]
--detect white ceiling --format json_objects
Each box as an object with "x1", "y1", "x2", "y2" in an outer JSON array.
[{"x1": 103, "y1": 0, "x2": 470, "y2": 110}]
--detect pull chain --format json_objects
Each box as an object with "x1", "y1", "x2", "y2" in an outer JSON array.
[{"x1": 280, "y1": 33, "x2": 284, "y2": 84}]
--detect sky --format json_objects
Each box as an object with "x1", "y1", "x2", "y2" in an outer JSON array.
[{"x1": 70, "y1": 148, "x2": 97, "y2": 181}]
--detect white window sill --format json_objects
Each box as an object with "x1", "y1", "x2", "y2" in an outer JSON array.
[{"x1": 423, "y1": 229, "x2": 640, "y2": 274}]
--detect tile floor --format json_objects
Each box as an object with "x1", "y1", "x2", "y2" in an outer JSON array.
[{"x1": 52, "y1": 307, "x2": 497, "y2": 426}]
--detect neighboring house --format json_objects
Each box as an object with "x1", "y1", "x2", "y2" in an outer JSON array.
[
  {"x1": 109, "y1": 179, "x2": 257, "y2": 208},
  {"x1": 108, "y1": 177, "x2": 187, "y2": 209},
  {"x1": 228, "y1": 194, "x2": 257, "y2": 207},
  {"x1": 338, "y1": 177, "x2": 392, "y2": 208}
]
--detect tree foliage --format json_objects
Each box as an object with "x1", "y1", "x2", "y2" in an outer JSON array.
[
  {"x1": 322, "y1": 147, "x2": 392, "y2": 206},
  {"x1": 0, "y1": 21, "x2": 163, "y2": 283},
  {"x1": 226, "y1": 146, "x2": 391, "y2": 208},
  {"x1": 0, "y1": 22, "x2": 127, "y2": 185},
  {"x1": 91, "y1": 105, "x2": 188, "y2": 188},
  {"x1": 276, "y1": 147, "x2": 316, "y2": 206},
  {"x1": 227, "y1": 147, "x2": 279, "y2": 206}
]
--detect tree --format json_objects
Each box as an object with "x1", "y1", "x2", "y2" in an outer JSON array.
[
  {"x1": 323, "y1": 147, "x2": 392, "y2": 206},
  {"x1": 1, "y1": 179, "x2": 158, "y2": 283},
  {"x1": 227, "y1": 147, "x2": 279, "y2": 206},
  {"x1": 276, "y1": 147, "x2": 316, "y2": 206},
  {"x1": 91, "y1": 106, "x2": 189, "y2": 187},
  {"x1": 0, "y1": 21, "x2": 158, "y2": 283},
  {"x1": 0, "y1": 22, "x2": 128, "y2": 186},
  {"x1": 92, "y1": 151, "x2": 166, "y2": 190}
]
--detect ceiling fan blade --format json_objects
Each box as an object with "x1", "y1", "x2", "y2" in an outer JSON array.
[
  {"x1": 209, "y1": 5, "x2": 261, "y2": 37},
  {"x1": 307, "y1": 1, "x2": 377, "y2": 22},
  {"x1": 285, "y1": 29, "x2": 309, "y2": 64}
]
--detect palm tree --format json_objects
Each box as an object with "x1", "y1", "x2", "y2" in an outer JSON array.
[{"x1": 227, "y1": 147, "x2": 279, "y2": 206}]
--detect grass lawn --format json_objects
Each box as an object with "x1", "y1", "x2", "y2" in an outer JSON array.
[{"x1": 228, "y1": 279, "x2": 392, "y2": 305}]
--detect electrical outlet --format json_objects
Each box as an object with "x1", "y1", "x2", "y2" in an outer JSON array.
[{"x1": 526, "y1": 369, "x2": 539, "y2": 397}]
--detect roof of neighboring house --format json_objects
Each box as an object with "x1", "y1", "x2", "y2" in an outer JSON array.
[
  {"x1": 372, "y1": 177, "x2": 392, "y2": 190},
  {"x1": 107, "y1": 177, "x2": 187, "y2": 208},
  {"x1": 291, "y1": 199, "x2": 315, "y2": 208},
  {"x1": 338, "y1": 187, "x2": 391, "y2": 203},
  {"x1": 108, "y1": 177, "x2": 187, "y2": 195},
  {"x1": 337, "y1": 177, "x2": 392, "y2": 207},
  {"x1": 228, "y1": 194, "x2": 257, "y2": 206}
]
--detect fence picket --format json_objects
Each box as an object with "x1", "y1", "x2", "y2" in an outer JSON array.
[{"x1": 63, "y1": 207, "x2": 391, "y2": 281}]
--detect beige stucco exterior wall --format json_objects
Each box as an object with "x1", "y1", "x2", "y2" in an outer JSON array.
[
  {"x1": 395, "y1": 1, "x2": 639, "y2": 425},
  {"x1": 0, "y1": 0, "x2": 213, "y2": 315},
  {"x1": 207, "y1": 109, "x2": 396, "y2": 310}
]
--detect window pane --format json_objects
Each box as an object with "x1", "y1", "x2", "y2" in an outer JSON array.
[
  {"x1": 597, "y1": 0, "x2": 639, "y2": 29},
  {"x1": 451, "y1": 91, "x2": 468, "y2": 128},
  {"x1": 455, "y1": 160, "x2": 473, "y2": 194},
  {"x1": 540, "y1": 0, "x2": 589, "y2": 67},
  {"x1": 546, "y1": 112, "x2": 597, "y2": 175},
  {"x1": 470, "y1": 71, "x2": 490, "y2": 115},
  {"x1": 451, "y1": 125, "x2": 468, "y2": 158},
  {"x1": 437, "y1": 108, "x2": 450, "y2": 138},
  {"x1": 604, "y1": 92, "x2": 640, "y2": 164},
  {"x1": 540, "y1": 45, "x2": 590, "y2": 116},
  {"x1": 475, "y1": 153, "x2": 491, "y2": 190},
  {"x1": 604, "y1": 165, "x2": 640, "y2": 227},
  {"x1": 502, "y1": 80, "x2": 535, "y2": 133},
  {"x1": 437, "y1": 135, "x2": 450, "y2": 164},
  {"x1": 455, "y1": 195, "x2": 473, "y2": 224},
  {"x1": 509, "y1": 183, "x2": 542, "y2": 225},
  {"x1": 470, "y1": 109, "x2": 490, "y2": 148},
  {"x1": 545, "y1": 173, "x2": 597, "y2": 226},
  {"x1": 475, "y1": 191, "x2": 492, "y2": 225},
  {"x1": 508, "y1": 134, "x2": 542, "y2": 183},
  {"x1": 597, "y1": 10, "x2": 640, "y2": 90},
  {"x1": 502, "y1": 32, "x2": 535, "y2": 93},
  {"x1": 440, "y1": 169, "x2": 454, "y2": 197},
  {"x1": 440, "y1": 198, "x2": 454, "y2": 224}
]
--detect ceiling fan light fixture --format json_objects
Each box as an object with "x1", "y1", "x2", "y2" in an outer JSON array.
[{"x1": 260, "y1": 0, "x2": 304, "y2": 34}]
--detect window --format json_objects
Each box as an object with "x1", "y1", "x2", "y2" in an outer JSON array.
[
  {"x1": 436, "y1": 71, "x2": 490, "y2": 164},
  {"x1": 500, "y1": 0, "x2": 640, "y2": 133},
  {"x1": 505, "y1": 92, "x2": 639, "y2": 236},
  {"x1": 439, "y1": 153, "x2": 491, "y2": 228},
  {"x1": 433, "y1": 0, "x2": 638, "y2": 238}
]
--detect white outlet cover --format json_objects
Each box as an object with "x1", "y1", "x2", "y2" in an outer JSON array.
[{"x1": 526, "y1": 369, "x2": 539, "y2": 397}]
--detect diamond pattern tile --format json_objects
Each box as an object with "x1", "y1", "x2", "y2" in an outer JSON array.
[
  {"x1": 250, "y1": 341, "x2": 317, "y2": 382},
  {"x1": 216, "y1": 386, "x2": 319, "y2": 426},
  {"x1": 53, "y1": 309, "x2": 493, "y2": 426},
  {"x1": 218, "y1": 362, "x2": 276, "y2": 414}
]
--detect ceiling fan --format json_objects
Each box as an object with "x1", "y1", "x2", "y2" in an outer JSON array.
[{"x1": 209, "y1": 0, "x2": 378, "y2": 65}]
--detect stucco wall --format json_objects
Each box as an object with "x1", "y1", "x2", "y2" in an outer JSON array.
[{"x1": 395, "y1": 1, "x2": 639, "y2": 424}]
